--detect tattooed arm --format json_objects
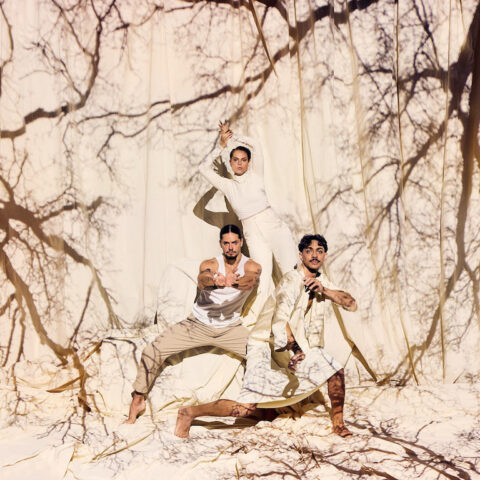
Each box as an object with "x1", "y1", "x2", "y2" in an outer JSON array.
[
  {"x1": 234, "y1": 259, "x2": 262, "y2": 291},
  {"x1": 197, "y1": 258, "x2": 223, "y2": 290}
]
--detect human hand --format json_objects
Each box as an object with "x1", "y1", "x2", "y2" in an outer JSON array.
[
  {"x1": 219, "y1": 120, "x2": 233, "y2": 148},
  {"x1": 288, "y1": 352, "x2": 305, "y2": 372},
  {"x1": 214, "y1": 272, "x2": 226, "y2": 287},
  {"x1": 219, "y1": 120, "x2": 230, "y2": 133},
  {"x1": 303, "y1": 277, "x2": 325, "y2": 293},
  {"x1": 225, "y1": 270, "x2": 240, "y2": 287}
]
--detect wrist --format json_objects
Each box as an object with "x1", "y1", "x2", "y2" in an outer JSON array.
[{"x1": 290, "y1": 340, "x2": 303, "y2": 355}]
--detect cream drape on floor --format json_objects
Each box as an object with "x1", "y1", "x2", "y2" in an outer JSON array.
[{"x1": 0, "y1": 1, "x2": 479, "y2": 478}]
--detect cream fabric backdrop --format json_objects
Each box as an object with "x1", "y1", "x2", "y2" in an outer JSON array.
[{"x1": 1, "y1": 1, "x2": 479, "y2": 479}]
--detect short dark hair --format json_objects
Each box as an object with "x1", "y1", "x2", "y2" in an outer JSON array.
[
  {"x1": 230, "y1": 146, "x2": 251, "y2": 161},
  {"x1": 298, "y1": 234, "x2": 328, "y2": 252},
  {"x1": 220, "y1": 224, "x2": 243, "y2": 240}
]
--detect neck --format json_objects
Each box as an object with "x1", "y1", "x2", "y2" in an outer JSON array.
[
  {"x1": 302, "y1": 263, "x2": 319, "y2": 278},
  {"x1": 224, "y1": 253, "x2": 242, "y2": 266}
]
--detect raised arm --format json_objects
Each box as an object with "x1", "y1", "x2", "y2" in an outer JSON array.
[{"x1": 198, "y1": 138, "x2": 231, "y2": 193}]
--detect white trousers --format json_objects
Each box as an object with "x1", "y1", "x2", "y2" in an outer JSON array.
[{"x1": 242, "y1": 208, "x2": 298, "y2": 314}]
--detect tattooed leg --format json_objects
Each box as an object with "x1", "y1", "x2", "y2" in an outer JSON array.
[
  {"x1": 327, "y1": 369, "x2": 353, "y2": 438},
  {"x1": 175, "y1": 400, "x2": 257, "y2": 438}
]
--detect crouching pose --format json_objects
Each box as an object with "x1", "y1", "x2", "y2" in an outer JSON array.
[
  {"x1": 125, "y1": 224, "x2": 261, "y2": 423},
  {"x1": 175, "y1": 234, "x2": 357, "y2": 438}
]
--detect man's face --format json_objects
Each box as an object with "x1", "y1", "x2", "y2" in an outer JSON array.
[
  {"x1": 230, "y1": 149, "x2": 249, "y2": 176},
  {"x1": 220, "y1": 232, "x2": 243, "y2": 260},
  {"x1": 299, "y1": 240, "x2": 327, "y2": 272}
]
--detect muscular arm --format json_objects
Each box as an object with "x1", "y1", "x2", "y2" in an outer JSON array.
[
  {"x1": 235, "y1": 259, "x2": 261, "y2": 291},
  {"x1": 323, "y1": 287, "x2": 357, "y2": 312},
  {"x1": 303, "y1": 277, "x2": 357, "y2": 312},
  {"x1": 197, "y1": 259, "x2": 220, "y2": 290}
]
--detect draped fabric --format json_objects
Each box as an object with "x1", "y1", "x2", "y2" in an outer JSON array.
[{"x1": 0, "y1": 1, "x2": 479, "y2": 478}]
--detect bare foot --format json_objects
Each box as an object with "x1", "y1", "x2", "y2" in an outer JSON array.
[
  {"x1": 124, "y1": 392, "x2": 146, "y2": 424},
  {"x1": 174, "y1": 407, "x2": 194, "y2": 438},
  {"x1": 332, "y1": 424, "x2": 353, "y2": 438}
]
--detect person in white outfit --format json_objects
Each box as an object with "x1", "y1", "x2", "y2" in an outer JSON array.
[{"x1": 198, "y1": 121, "x2": 298, "y2": 304}]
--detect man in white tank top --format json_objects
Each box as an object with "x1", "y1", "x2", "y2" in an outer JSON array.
[{"x1": 125, "y1": 224, "x2": 262, "y2": 424}]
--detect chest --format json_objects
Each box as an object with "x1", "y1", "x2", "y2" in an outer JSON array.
[{"x1": 227, "y1": 173, "x2": 264, "y2": 197}]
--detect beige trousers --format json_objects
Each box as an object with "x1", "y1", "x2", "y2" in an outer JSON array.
[{"x1": 132, "y1": 317, "x2": 249, "y2": 394}]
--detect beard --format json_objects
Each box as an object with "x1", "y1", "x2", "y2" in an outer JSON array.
[{"x1": 224, "y1": 251, "x2": 238, "y2": 260}]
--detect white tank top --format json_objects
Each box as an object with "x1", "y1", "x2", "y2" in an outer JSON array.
[{"x1": 192, "y1": 254, "x2": 252, "y2": 327}]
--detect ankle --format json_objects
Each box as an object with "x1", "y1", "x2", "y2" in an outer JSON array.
[
  {"x1": 331, "y1": 413, "x2": 344, "y2": 425},
  {"x1": 132, "y1": 392, "x2": 146, "y2": 402},
  {"x1": 178, "y1": 406, "x2": 193, "y2": 417}
]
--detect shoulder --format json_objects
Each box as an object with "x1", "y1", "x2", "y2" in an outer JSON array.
[
  {"x1": 275, "y1": 269, "x2": 301, "y2": 293},
  {"x1": 244, "y1": 258, "x2": 261, "y2": 273},
  {"x1": 199, "y1": 257, "x2": 218, "y2": 272},
  {"x1": 281, "y1": 269, "x2": 301, "y2": 284}
]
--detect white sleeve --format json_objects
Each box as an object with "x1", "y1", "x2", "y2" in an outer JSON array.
[{"x1": 198, "y1": 145, "x2": 230, "y2": 193}]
